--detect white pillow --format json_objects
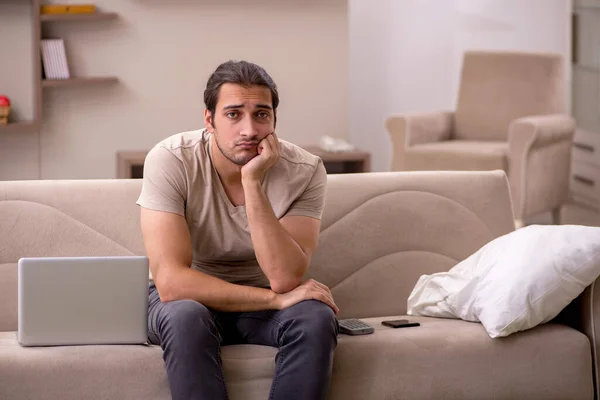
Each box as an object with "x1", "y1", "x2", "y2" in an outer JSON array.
[{"x1": 407, "y1": 224, "x2": 600, "y2": 338}]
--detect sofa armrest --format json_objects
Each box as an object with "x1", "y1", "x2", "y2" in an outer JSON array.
[
  {"x1": 507, "y1": 114, "x2": 576, "y2": 219},
  {"x1": 557, "y1": 280, "x2": 600, "y2": 399},
  {"x1": 385, "y1": 111, "x2": 454, "y2": 171},
  {"x1": 581, "y1": 281, "x2": 600, "y2": 400}
]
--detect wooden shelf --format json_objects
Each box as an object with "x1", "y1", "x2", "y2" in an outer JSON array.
[
  {"x1": 302, "y1": 146, "x2": 371, "y2": 173},
  {"x1": 0, "y1": 2, "x2": 119, "y2": 135},
  {"x1": 40, "y1": 12, "x2": 118, "y2": 22},
  {"x1": 0, "y1": 121, "x2": 39, "y2": 133},
  {"x1": 42, "y1": 77, "x2": 118, "y2": 88}
]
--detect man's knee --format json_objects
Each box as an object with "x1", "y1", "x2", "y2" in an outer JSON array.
[
  {"x1": 159, "y1": 300, "x2": 218, "y2": 344},
  {"x1": 288, "y1": 300, "x2": 339, "y2": 343}
]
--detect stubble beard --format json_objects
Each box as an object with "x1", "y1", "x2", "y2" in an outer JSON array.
[{"x1": 214, "y1": 129, "x2": 257, "y2": 166}]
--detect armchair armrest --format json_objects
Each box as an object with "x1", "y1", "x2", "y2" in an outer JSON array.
[
  {"x1": 507, "y1": 114, "x2": 576, "y2": 219},
  {"x1": 385, "y1": 111, "x2": 454, "y2": 171},
  {"x1": 509, "y1": 114, "x2": 575, "y2": 150}
]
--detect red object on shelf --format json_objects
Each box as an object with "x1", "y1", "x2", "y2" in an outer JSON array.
[{"x1": 0, "y1": 95, "x2": 11, "y2": 124}]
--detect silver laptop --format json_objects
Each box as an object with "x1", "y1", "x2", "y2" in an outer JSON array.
[{"x1": 18, "y1": 256, "x2": 149, "y2": 347}]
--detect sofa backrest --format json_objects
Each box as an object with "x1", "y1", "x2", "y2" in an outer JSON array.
[
  {"x1": 0, "y1": 171, "x2": 515, "y2": 330},
  {"x1": 311, "y1": 170, "x2": 514, "y2": 318},
  {"x1": 454, "y1": 50, "x2": 564, "y2": 141}
]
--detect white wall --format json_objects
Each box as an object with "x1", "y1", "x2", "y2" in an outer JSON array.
[
  {"x1": 0, "y1": 0, "x2": 573, "y2": 179},
  {"x1": 452, "y1": 0, "x2": 572, "y2": 109},
  {"x1": 349, "y1": 0, "x2": 572, "y2": 172},
  {"x1": 0, "y1": 0, "x2": 348, "y2": 180}
]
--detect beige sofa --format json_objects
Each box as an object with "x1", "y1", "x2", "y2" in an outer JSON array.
[{"x1": 0, "y1": 170, "x2": 596, "y2": 399}]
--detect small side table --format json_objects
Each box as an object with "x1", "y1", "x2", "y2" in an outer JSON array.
[
  {"x1": 116, "y1": 151, "x2": 148, "y2": 178},
  {"x1": 302, "y1": 146, "x2": 371, "y2": 174},
  {"x1": 116, "y1": 146, "x2": 372, "y2": 178}
]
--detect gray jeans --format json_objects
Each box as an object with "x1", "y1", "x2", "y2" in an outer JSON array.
[{"x1": 148, "y1": 283, "x2": 339, "y2": 400}]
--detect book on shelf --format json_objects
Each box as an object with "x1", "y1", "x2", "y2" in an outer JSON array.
[
  {"x1": 41, "y1": 39, "x2": 70, "y2": 80},
  {"x1": 40, "y1": 4, "x2": 96, "y2": 14}
]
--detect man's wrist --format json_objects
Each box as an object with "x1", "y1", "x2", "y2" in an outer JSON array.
[
  {"x1": 267, "y1": 290, "x2": 281, "y2": 310},
  {"x1": 241, "y1": 176, "x2": 263, "y2": 190}
]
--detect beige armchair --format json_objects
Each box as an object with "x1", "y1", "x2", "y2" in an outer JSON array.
[{"x1": 386, "y1": 51, "x2": 575, "y2": 226}]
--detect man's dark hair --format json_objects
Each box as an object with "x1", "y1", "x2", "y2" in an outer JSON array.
[{"x1": 204, "y1": 60, "x2": 279, "y2": 126}]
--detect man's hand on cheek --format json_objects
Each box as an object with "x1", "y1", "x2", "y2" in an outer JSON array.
[{"x1": 241, "y1": 133, "x2": 280, "y2": 184}]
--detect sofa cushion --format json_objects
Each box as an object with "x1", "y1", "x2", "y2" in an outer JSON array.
[
  {"x1": 0, "y1": 263, "x2": 17, "y2": 332},
  {"x1": 0, "y1": 330, "x2": 280, "y2": 400},
  {"x1": 329, "y1": 316, "x2": 592, "y2": 400},
  {"x1": 405, "y1": 140, "x2": 508, "y2": 172},
  {"x1": 0, "y1": 316, "x2": 593, "y2": 400},
  {"x1": 0, "y1": 332, "x2": 170, "y2": 400}
]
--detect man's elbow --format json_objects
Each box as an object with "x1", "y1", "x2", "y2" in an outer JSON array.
[
  {"x1": 155, "y1": 282, "x2": 177, "y2": 303},
  {"x1": 154, "y1": 273, "x2": 179, "y2": 303},
  {"x1": 269, "y1": 257, "x2": 310, "y2": 294},
  {"x1": 270, "y1": 277, "x2": 303, "y2": 294}
]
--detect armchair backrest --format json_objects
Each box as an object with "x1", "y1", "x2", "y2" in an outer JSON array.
[{"x1": 454, "y1": 51, "x2": 564, "y2": 141}]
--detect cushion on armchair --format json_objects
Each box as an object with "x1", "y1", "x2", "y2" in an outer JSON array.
[{"x1": 405, "y1": 140, "x2": 508, "y2": 171}]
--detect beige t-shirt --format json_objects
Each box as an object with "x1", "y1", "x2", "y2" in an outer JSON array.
[{"x1": 136, "y1": 128, "x2": 327, "y2": 288}]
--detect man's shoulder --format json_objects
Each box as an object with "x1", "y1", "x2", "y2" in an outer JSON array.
[
  {"x1": 278, "y1": 139, "x2": 321, "y2": 171},
  {"x1": 153, "y1": 128, "x2": 208, "y2": 155},
  {"x1": 269, "y1": 139, "x2": 327, "y2": 219}
]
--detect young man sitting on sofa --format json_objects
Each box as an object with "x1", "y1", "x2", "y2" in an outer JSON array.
[{"x1": 136, "y1": 60, "x2": 340, "y2": 400}]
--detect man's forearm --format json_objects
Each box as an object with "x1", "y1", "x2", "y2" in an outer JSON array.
[
  {"x1": 156, "y1": 264, "x2": 279, "y2": 312},
  {"x1": 243, "y1": 179, "x2": 308, "y2": 293}
]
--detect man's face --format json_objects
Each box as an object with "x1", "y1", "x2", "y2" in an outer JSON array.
[{"x1": 205, "y1": 83, "x2": 275, "y2": 166}]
